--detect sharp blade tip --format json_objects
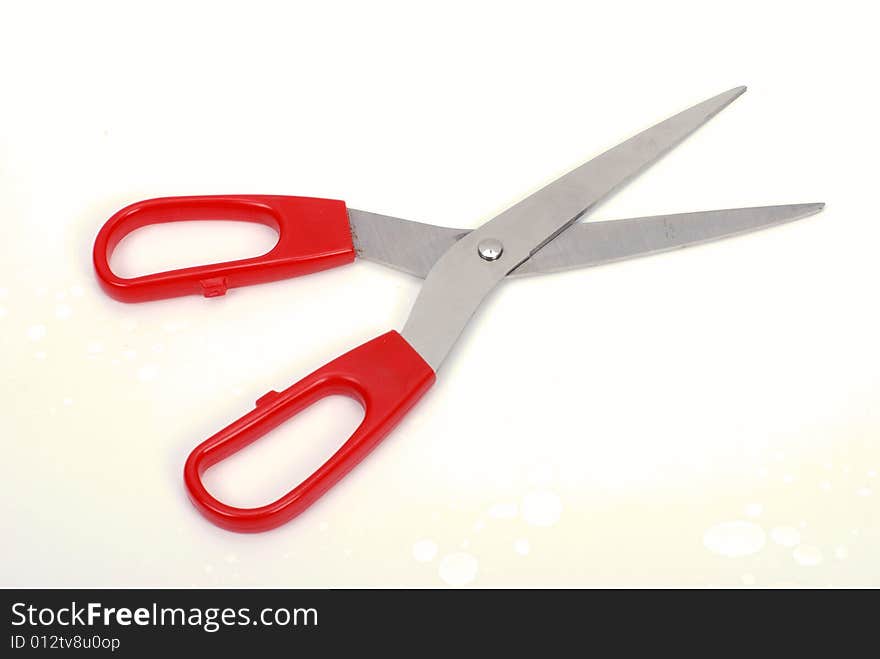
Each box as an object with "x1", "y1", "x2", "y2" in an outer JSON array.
[
  {"x1": 783, "y1": 202, "x2": 825, "y2": 220},
  {"x1": 706, "y1": 85, "x2": 747, "y2": 112}
]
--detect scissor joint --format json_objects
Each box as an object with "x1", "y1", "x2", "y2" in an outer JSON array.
[{"x1": 477, "y1": 238, "x2": 504, "y2": 262}]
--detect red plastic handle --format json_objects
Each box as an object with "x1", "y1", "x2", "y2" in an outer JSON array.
[
  {"x1": 184, "y1": 331, "x2": 436, "y2": 532},
  {"x1": 93, "y1": 195, "x2": 355, "y2": 302}
]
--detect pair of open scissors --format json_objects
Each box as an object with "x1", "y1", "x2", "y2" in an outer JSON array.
[{"x1": 93, "y1": 86, "x2": 823, "y2": 532}]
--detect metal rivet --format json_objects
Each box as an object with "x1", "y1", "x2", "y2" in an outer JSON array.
[{"x1": 477, "y1": 238, "x2": 503, "y2": 261}]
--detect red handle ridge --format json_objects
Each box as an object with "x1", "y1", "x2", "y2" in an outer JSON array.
[
  {"x1": 93, "y1": 195, "x2": 355, "y2": 302},
  {"x1": 183, "y1": 331, "x2": 435, "y2": 532}
]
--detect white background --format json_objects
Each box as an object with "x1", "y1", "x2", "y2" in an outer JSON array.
[{"x1": 2, "y1": 0, "x2": 878, "y2": 587}]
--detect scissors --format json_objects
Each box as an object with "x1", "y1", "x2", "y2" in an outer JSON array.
[{"x1": 93, "y1": 86, "x2": 823, "y2": 532}]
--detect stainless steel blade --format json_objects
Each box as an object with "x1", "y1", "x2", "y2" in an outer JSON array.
[
  {"x1": 513, "y1": 203, "x2": 824, "y2": 276},
  {"x1": 349, "y1": 203, "x2": 823, "y2": 278},
  {"x1": 400, "y1": 86, "x2": 748, "y2": 370}
]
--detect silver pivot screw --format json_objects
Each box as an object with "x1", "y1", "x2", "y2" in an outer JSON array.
[{"x1": 477, "y1": 238, "x2": 503, "y2": 261}]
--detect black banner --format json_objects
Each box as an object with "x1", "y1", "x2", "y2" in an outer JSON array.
[{"x1": 1, "y1": 588, "x2": 863, "y2": 654}]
